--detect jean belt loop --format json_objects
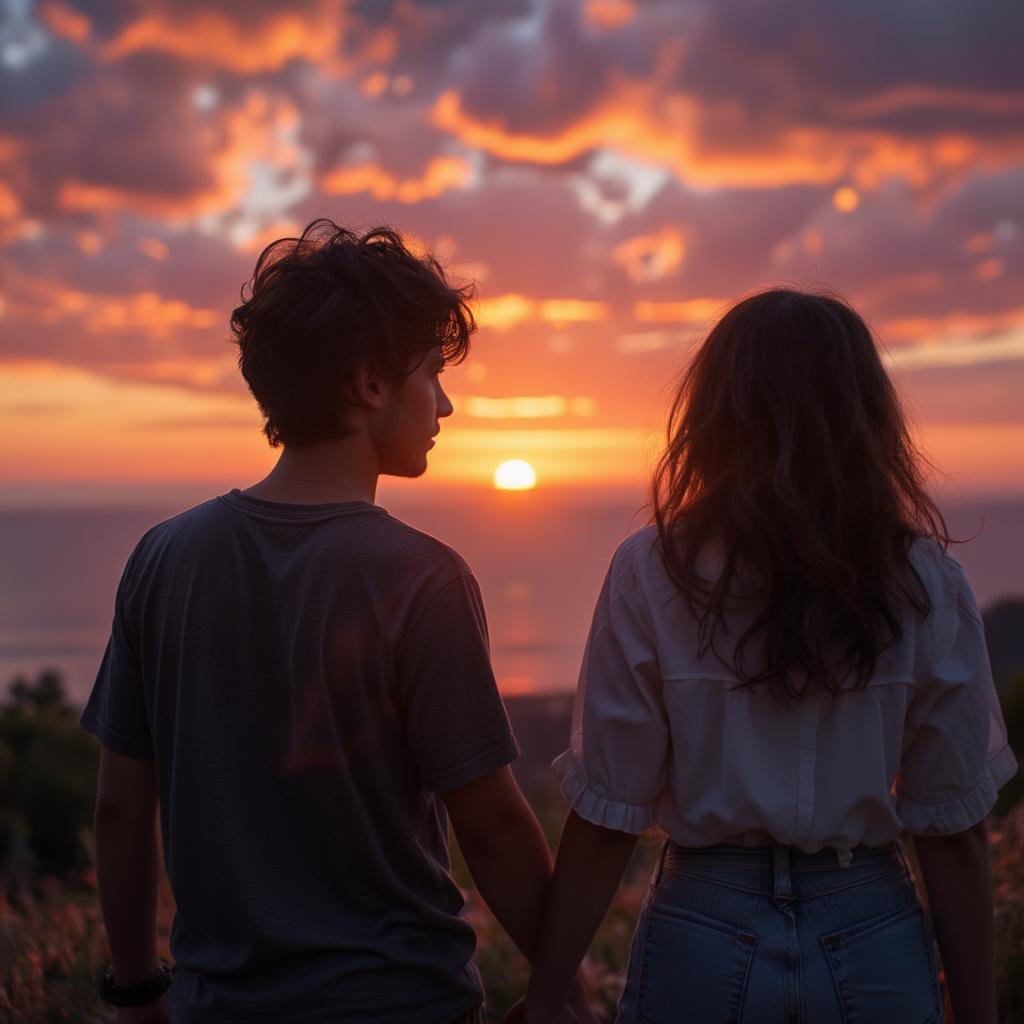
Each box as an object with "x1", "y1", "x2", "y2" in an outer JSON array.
[{"x1": 772, "y1": 842, "x2": 794, "y2": 908}]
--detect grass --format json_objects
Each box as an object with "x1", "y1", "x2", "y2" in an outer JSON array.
[{"x1": 4, "y1": 808, "x2": 1023, "y2": 1022}]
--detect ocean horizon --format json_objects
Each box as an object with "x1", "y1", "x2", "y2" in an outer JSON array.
[{"x1": 2, "y1": 489, "x2": 1022, "y2": 705}]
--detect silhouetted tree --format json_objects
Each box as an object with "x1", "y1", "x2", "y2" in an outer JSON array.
[
  {"x1": 0, "y1": 669, "x2": 99, "y2": 882},
  {"x1": 995, "y1": 672, "x2": 1024, "y2": 815},
  {"x1": 984, "y1": 599, "x2": 1024, "y2": 694}
]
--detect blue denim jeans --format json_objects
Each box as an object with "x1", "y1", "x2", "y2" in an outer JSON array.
[{"x1": 616, "y1": 841, "x2": 943, "y2": 1024}]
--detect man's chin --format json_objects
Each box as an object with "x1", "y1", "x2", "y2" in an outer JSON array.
[{"x1": 382, "y1": 458, "x2": 429, "y2": 480}]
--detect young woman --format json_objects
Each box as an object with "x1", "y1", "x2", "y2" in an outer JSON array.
[{"x1": 519, "y1": 290, "x2": 1017, "y2": 1024}]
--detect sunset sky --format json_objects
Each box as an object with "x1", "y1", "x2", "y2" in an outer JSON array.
[{"x1": 1, "y1": 0, "x2": 1023, "y2": 498}]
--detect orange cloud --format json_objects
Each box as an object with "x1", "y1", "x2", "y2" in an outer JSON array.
[
  {"x1": 433, "y1": 81, "x2": 1024, "y2": 193},
  {"x1": 0, "y1": 132, "x2": 24, "y2": 225},
  {"x1": 99, "y1": 9, "x2": 397, "y2": 75},
  {"x1": 614, "y1": 227, "x2": 686, "y2": 282},
  {"x1": 461, "y1": 395, "x2": 596, "y2": 419},
  {"x1": 829, "y1": 85, "x2": 1024, "y2": 121},
  {"x1": 881, "y1": 307, "x2": 1024, "y2": 345},
  {"x1": 75, "y1": 292, "x2": 220, "y2": 336},
  {"x1": 964, "y1": 232, "x2": 996, "y2": 255},
  {"x1": 234, "y1": 219, "x2": 304, "y2": 254},
  {"x1": 832, "y1": 186, "x2": 860, "y2": 212},
  {"x1": 5, "y1": 364, "x2": 1019, "y2": 494},
  {"x1": 136, "y1": 237, "x2": 170, "y2": 262},
  {"x1": 321, "y1": 155, "x2": 473, "y2": 203},
  {"x1": 433, "y1": 84, "x2": 660, "y2": 167},
  {"x1": 103, "y1": 357, "x2": 238, "y2": 389},
  {"x1": 584, "y1": 0, "x2": 637, "y2": 30},
  {"x1": 76, "y1": 230, "x2": 103, "y2": 255},
  {"x1": 853, "y1": 271, "x2": 945, "y2": 309},
  {"x1": 615, "y1": 330, "x2": 685, "y2": 353},
  {"x1": 361, "y1": 71, "x2": 389, "y2": 97},
  {"x1": 59, "y1": 180, "x2": 157, "y2": 215},
  {"x1": 101, "y1": 12, "x2": 339, "y2": 73},
  {"x1": 539, "y1": 299, "x2": 608, "y2": 324},
  {"x1": 0, "y1": 181, "x2": 20, "y2": 220},
  {"x1": 431, "y1": 85, "x2": 848, "y2": 189},
  {"x1": 887, "y1": 332, "x2": 1024, "y2": 370},
  {"x1": 0, "y1": 219, "x2": 43, "y2": 246},
  {"x1": 881, "y1": 304, "x2": 1024, "y2": 369},
  {"x1": 0, "y1": 361, "x2": 268, "y2": 483},
  {"x1": 38, "y1": 0, "x2": 91, "y2": 43},
  {"x1": 472, "y1": 294, "x2": 608, "y2": 330},
  {"x1": 0, "y1": 361, "x2": 651, "y2": 489},
  {"x1": 633, "y1": 298, "x2": 727, "y2": 323},
  {"x1": 975, "y1": 257, "x2": 1004, "y2": 282},
  {"x1": 475, "y1": 293, "x2": 535, "y2": 330},
  {"x1": 8, "y1": 277, "x2": 220, "y2": 339},
  {"x1": 58, "y1": 92, "x2": 309, "y2": 224}
]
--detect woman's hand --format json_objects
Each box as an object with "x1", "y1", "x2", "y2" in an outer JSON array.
[
  {"x1": 117, "y1": 995, "x2": 169, "y2": 1024},
  {"x1": 524, "y1": 813, "x2": 637, "y2": 1024},
  {"x1": 502, "y1": 997, "x2": 582, "y2": 1024}
]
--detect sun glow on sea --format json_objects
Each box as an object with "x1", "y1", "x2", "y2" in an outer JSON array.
[{"x1": 494, "y1": 459, "x2": 537, "y2": 491}]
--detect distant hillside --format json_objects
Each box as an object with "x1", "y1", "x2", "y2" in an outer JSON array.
[
  {"x1": 504, "y1": 694, "x2": 573, "y2": 797},
  {"x1": 984, "y1": 599, "x2": 1024, "y2": 693}
]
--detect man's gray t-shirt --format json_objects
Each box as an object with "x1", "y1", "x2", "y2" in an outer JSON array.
[{"x1": 81, "y1": 490, "x2": 519, "y2": 1023}]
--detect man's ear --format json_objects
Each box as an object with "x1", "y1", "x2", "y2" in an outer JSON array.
[{"x1": 352, "y1": 356, "x2": 386, "y2": 409}]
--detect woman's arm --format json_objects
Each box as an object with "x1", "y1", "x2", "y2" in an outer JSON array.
[
  {"x1": 913, "y1": 819, "x2": 996, "y2": 1024},
  {"x1": 443, "y1": 769, "x2": 598, "y2": 1024},
  {"x1": 522, "y1": 810, "x2": 639, "y2": 1022}
]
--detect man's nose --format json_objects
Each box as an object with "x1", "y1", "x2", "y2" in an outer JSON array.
[{"x1": 437, "y1": 383, "x2": 454, "y2": 418}]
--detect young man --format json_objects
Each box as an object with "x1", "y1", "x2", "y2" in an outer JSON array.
[{"x1": 82, "y1": 222, "x2": 591, "y2": 1023}]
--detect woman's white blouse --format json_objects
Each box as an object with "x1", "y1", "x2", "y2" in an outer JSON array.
[{"x1": 554, "y1": 528, "x2": 1017, "y2": 858}]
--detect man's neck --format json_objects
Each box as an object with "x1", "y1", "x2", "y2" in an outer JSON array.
[{"x1": 244, "y1": 440, "x2": 378, "y2": 505}]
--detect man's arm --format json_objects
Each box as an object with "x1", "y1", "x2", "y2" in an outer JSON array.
[
  {"x1": 442, "y1": 767, "x2": 596, "y2": 1022},
  {"x1": 913, "y1": 819, "x2": 996, "y2": 1024},
  {"x1": 442, "y1": 766, "x2": 554, "y2": 960},
  {"x1": 94, "y1": 746, "x2": 167, "y2": 1022}
]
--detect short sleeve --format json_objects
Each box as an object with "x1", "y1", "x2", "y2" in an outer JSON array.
[
  {"x1": 553, "y1": 542, "x2": 669, "y2": 834},
  {"x1": 396, "y1": 573, "x2": 519, "y2": 793},
  {"x1": 896, "y1": 558, "x2": 1018, "y2": 835},
  {"x1": 80, "y1": 560, "x2": 153, "y2": 760}
]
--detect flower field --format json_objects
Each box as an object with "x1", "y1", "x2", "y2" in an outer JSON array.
[{"x1": 3, "y1": 811, "x2": 1022, "y2": 1023}]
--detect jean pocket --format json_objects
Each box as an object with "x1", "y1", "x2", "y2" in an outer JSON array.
[
  {"x1": 822, "y1": 903, "x2": 941, "y2": 1024},
  {"x1": 634, "y1": 907, "x2": 756, "y2": 1024}
]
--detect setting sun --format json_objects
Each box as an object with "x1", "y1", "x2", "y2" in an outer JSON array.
[{"x1": 494, "y1": 459, "x2": 537, "y2": 491}]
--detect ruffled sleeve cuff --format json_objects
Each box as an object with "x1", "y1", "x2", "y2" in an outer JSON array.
[
  {"x1": 897, "y1": 745, "x2": 1019, "y2": 836},
  {"x1": 552, "y1": 750, "x2": 658, "y2": 834}
]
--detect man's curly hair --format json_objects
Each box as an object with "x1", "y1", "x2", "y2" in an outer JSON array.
[{"x1": 231, "y1": 220, "x2": 475, "y2": 447}]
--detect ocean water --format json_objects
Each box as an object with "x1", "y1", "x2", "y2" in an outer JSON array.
[{"x1": 1, "y1": 491, "x2": 1021, "y2": 705}]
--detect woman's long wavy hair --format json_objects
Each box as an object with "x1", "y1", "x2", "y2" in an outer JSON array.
[{"x1": 650, "y1": 288, "x2": 951, "y2": 700}]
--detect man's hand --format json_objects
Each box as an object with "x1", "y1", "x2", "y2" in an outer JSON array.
[
  {"x1": 502, "y1": 997, "x2": 581, "y2": 1024},
  {"x1": 118, "y1": 995, "x2": 169, "y2": 1024},
  {"x1": 444, "y1": 771, "x2": 601, "y2": 1022},
  {"x1": 503, "y1": 981, "x2": 600, "y2": 1024}
]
